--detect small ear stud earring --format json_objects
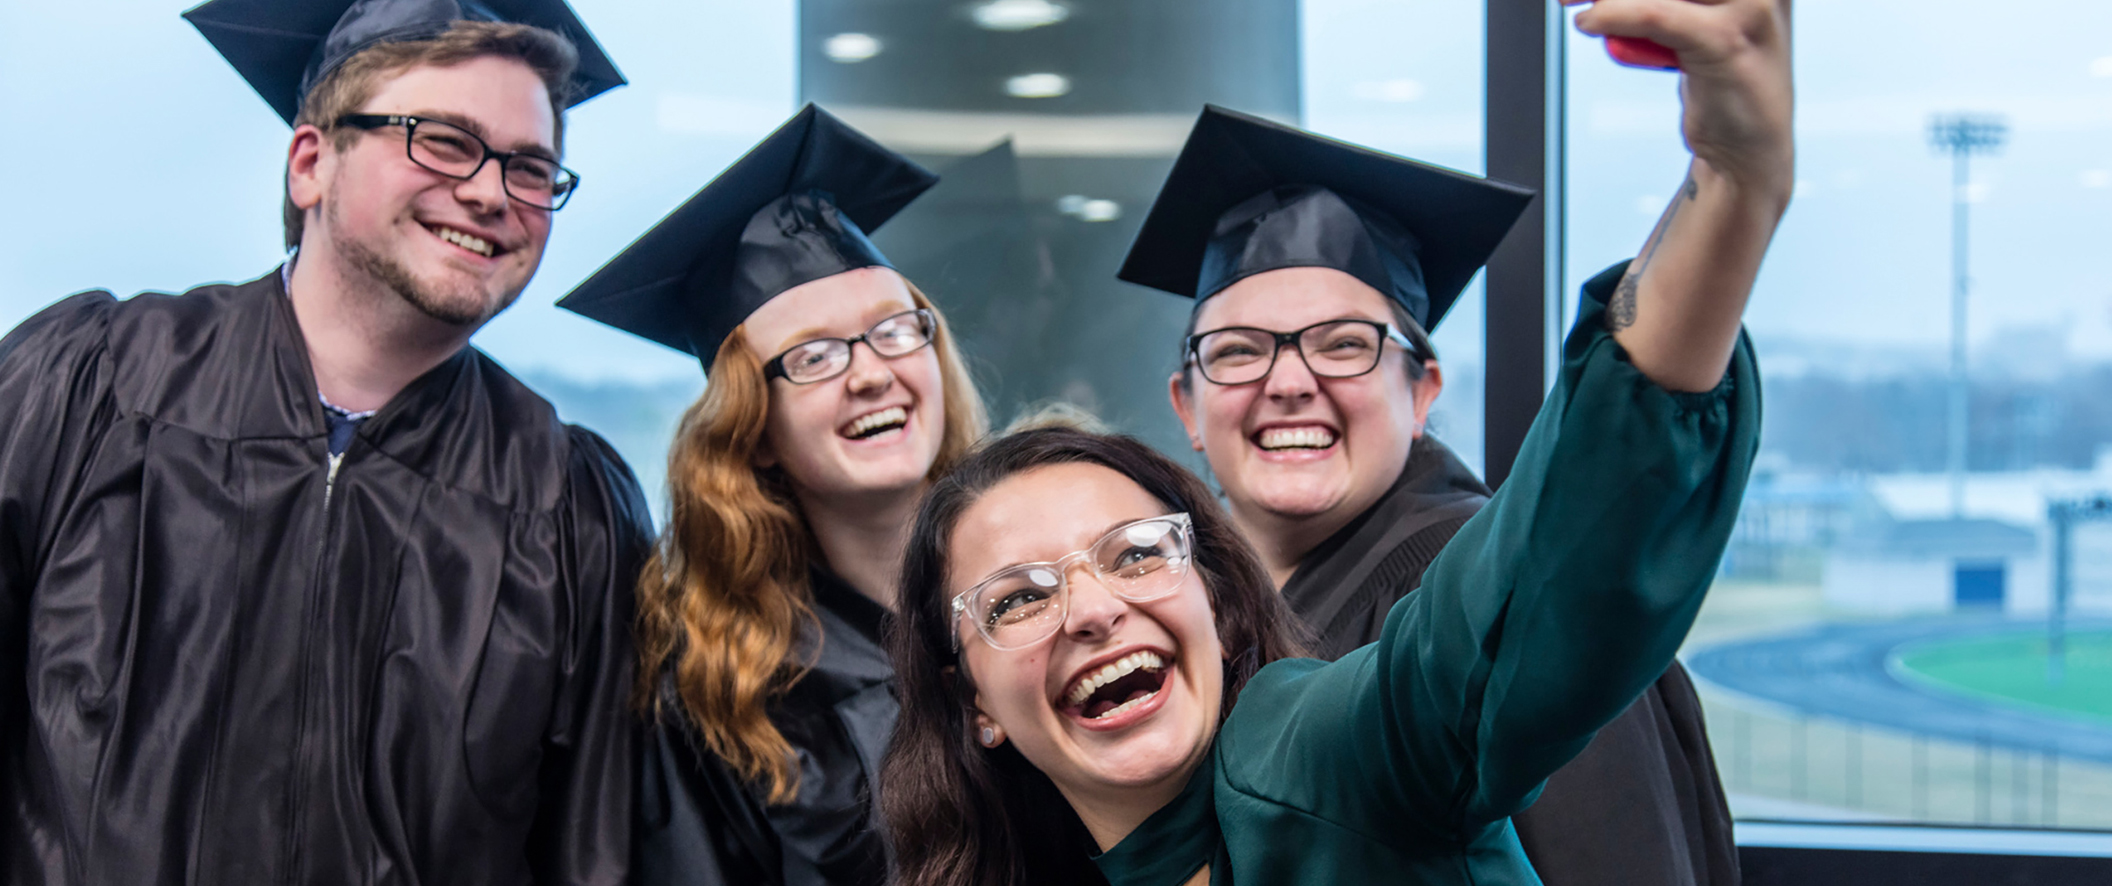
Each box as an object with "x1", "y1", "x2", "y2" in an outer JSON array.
[{"x1": 979, "y1": 726, "x2": 998, "y2": 747}]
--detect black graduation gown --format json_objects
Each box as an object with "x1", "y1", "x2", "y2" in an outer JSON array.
[
  {"x1": 0, "y1": 270, "x2": 653, "y2": 885},
  {"x1": 635, "y1": 567, "x2": 897, "y2": 886},
  {"x1": 1278, "y1": 436, "x2": 1740, "y2": 886}
]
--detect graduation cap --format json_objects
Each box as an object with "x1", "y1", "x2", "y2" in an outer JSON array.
[
  {"x1": 183, "y1": 0, "x2": 626, "y2": 125},
  {"x1": 557, "y1": 104, "x2": 939, "y2": 366},
  {"x1": 1118, "y1": 105, "x2": 1534, "y2": 333}
]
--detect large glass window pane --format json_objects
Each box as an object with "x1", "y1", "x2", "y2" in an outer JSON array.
[
  {"x1": 1566, "y1": 0, "x2": 2112, "y2": 829},
  {"x1": 1304, "y1": 0, "x2": 1487, "y2": 475}
]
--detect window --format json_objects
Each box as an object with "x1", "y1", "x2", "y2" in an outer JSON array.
[
  {"x1": 1305, "y1": 0, "x2": 1488, "y2": 475},
  {"x1": 1563, "y1": 0, "x2": 2112, "y2": 830}
]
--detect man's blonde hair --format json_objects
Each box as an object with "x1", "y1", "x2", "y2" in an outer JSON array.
[{"x1": 283, "y1": 20, "x2": 579, "y2": 249}]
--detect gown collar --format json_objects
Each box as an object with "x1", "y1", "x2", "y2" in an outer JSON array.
[
  {"x1": 1278, "y1": 434, "x2": 1489, "y2": 611},
  {"x1": 1091, "y1": 754, "x2": 1222, "y2": 886},
  {"x1": 263, "y1": 264, "x2": 561, "y2": 511}
]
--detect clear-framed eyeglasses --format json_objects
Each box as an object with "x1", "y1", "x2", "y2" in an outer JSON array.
[
  {"x1": 335, "y1": 113, "x2": 581, "y2": 211},
  {"x1": 764, "y1": 308, "x2": 937, "y2": 384},
  {"x1": 950, "y1": 513, "x2": 1194, "y2": 652},
  {"x1": 1185, "y1": 319, "x2": 1418, "y2": 386}
]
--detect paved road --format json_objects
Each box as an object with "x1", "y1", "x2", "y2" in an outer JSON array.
[{"x1": 1686, "y1": 617, "x2": 2112, "y2": 765}]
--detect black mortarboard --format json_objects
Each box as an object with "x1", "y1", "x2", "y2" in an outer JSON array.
[
  {"x1": 1118, "y1": 105, "x2": 1534, "y2": 332},
  {"x1": 557, "y1": 105, "x2": 939, "y2": 365},
  {"x1": 183, "y1": 0, "x2": 626, "y2": 125}
]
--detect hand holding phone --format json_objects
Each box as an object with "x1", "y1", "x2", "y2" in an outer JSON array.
[
  {"x1": 1567, "y1": 0, "x2": 1683, "y2": 71},
  {"x1": 1606, "y1": 35, "x2": 1680, "y2": 70}
]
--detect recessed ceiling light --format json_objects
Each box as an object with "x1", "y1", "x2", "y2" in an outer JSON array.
[
  {"x1": 1006, "y1": 72, "x2": 1070, "y2": 98},
  {"x1": 973, "y1": 0, "x2": 1070, "y2": 32},
  {"x1": 1056, "y1": 195, "x2": 1120, "y2": 222},
  {"x1": 2091, "y1": 56, "x2": 2112, "y2": 77},
  {"x1": 825, "y1": 33, "x2": 882, "y2": 63}
]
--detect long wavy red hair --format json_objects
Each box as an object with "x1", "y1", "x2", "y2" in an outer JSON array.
[{"x1": 635, "y1": 280, "x2": 987, "y2": 802}]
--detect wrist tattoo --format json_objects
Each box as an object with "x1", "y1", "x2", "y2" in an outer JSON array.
[{"x1": 1606, "y1": 175, "x2": 1698, "y2": 333}]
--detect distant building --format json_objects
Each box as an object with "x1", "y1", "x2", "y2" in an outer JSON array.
[
  {"x1": 1809, "y1": 456, "x2": 2112, "y2": 615},
  {"x1": 1823, "y1": 517, "x2": 2041, "y2": 613}
]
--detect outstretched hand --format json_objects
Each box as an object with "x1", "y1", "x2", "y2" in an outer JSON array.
[
  {"x1": 1566, "y1": 0, "x2": 1794, "y2": 393},
  {"x1": 1571, "y1": 0, "x2": 1795, "y2": 197}
]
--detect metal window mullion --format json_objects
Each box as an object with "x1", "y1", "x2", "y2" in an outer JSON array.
[{"x1": 1482, "y1": 0, "x2": 1563, "y2": 488}]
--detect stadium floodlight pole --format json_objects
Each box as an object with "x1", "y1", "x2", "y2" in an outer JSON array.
[{"x1": 1928, "y1": 113, "x2": 2007, "y2": 519}]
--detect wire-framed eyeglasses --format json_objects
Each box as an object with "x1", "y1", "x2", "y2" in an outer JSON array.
[
  {"x1": 336, "y1": 114, "x2": 581, "y2": 211},
  {"x1": 764, "y1": 309, "x2": 937, "y2": 384},
  {"x1": 1185, "y1": 319, "x2": 1418, "y2": 386},
  {"x1": 950, "y1": 514, "x2": 1194, "y2": 652}
]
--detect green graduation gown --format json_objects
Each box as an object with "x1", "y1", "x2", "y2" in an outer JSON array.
[{"x1": 1094, "y1": 267, "x2": 1761, "y2": 886}]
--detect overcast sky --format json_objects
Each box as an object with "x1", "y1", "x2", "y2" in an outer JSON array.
[{"x1": 3, "y1": 0, "x2": 2108, "y2": 386}]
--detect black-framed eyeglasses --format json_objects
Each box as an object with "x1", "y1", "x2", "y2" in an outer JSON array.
[
  {"x1": 950, "y1": 513, "x2": 1194, "y2": 652},
  {"x1": 336, "y1": 114, "x2": 580, "y2": 211},
  {"x1": 764, "y1": 309, "x2": 938, "y2": 384},
  {"x1": 1185, "y1": 319, "x2": 1418, "y2": 386}
]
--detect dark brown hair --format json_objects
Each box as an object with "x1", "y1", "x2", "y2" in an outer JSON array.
[
  {"x1": 881, "y1": 427, "x2": 1308, "y2": 886},
  {"x1": 284, "y1": 20, "x2": 581, "y2": 248}
]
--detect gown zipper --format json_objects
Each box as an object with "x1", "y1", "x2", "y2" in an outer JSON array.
[
  {"x1": 324, "y1": 452, "x2": 344, "y2": 507},
  {"x1": 283, "y1": 449, "x2": 344, "y2": 882}
]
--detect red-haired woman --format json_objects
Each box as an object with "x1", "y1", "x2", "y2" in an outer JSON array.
[{"x1": 559, "y1": 105, "x2": 988, "y2": 886}]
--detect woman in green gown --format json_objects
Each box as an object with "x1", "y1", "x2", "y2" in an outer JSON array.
[{"x1": 879, "y1": 0, "x2": 1792, "y2": 883}]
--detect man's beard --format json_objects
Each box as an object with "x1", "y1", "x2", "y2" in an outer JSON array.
[{"x1": 326, "y1": 200, "x2": 522, "y2": 328}]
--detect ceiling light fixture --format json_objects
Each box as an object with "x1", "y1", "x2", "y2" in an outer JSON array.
[
  {"x1": 1057, "y1": 195, "x2": 1120, "y2": 222},
  {"x1": 824, "y1": 33, "x2": 882, "y2": 63},
  {"x1": 1006, "y1": 72, "x2": 1071, "y2": 98},
  {"x1": 973, "y1": 0, "x2": 1071, "y2": 32}
]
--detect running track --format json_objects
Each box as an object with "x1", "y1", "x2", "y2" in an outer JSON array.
[{"x1": 1685, "y1": 617, "x2": 2112, "y2": 766}]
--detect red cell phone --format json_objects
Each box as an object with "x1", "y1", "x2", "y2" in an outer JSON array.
[{"x1": 1606, "y1": 36, "x2": 1680, "y2": 70}]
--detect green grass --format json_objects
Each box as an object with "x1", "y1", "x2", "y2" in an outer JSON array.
[{"x1": 1895, "y1": 631, "x2": 2112, "y2": 723}]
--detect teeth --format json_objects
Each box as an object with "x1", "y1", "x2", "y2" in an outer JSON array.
[
  {"x1": 433, "y1": 226, "x2": 494, "y2": 257},
  {"x1": 1065, "y1": 650, "x2": 1166, "y2": 707},
  {"x1": 844, "y1": 406, "x2": 907, "y2": 438},
  {"x1": 1090, "y1": 690, "x2": 1160, "y2": 720},
  {"x1": 1257, "y1": 426, "x2": 1336, "y2": 450}
]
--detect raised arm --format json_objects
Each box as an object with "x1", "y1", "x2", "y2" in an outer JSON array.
[{"x1": 1573, "y1": 0, "x2": 1794, "y2": 392}]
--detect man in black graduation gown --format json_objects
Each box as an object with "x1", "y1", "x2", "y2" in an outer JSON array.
[
  {"x1": 0, "y1": 2, "x2": 648, "y2": 883},
  {"x1": 1124, "y1": 106, "x2": 1740, "y2": 886}
]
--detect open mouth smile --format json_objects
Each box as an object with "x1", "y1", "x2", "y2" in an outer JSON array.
[
  {"x1": 1253, "y1": 425, "x2": 1337, "y2": 451},
  {"x1": 425, "y1": 223, "x2": 501, "y2": 258},
  {"x1": 1061, "y1": 649, "x2": 1171, "y2": 723},
  {"x1": 840, "y1": 405, "x2": 908, "y2": 440}
]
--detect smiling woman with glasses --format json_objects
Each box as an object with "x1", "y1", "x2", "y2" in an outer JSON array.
[
  {"x1": 880, "y1": 0, "x2": 1790, "y2": 879},
  {"x1": 558, "y1": 106, "x2": 988, "y2": 886}
]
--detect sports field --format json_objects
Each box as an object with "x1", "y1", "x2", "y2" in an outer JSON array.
[{"x1": 1894, "y1": 630, "x2": 2112, "y2": 723}]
